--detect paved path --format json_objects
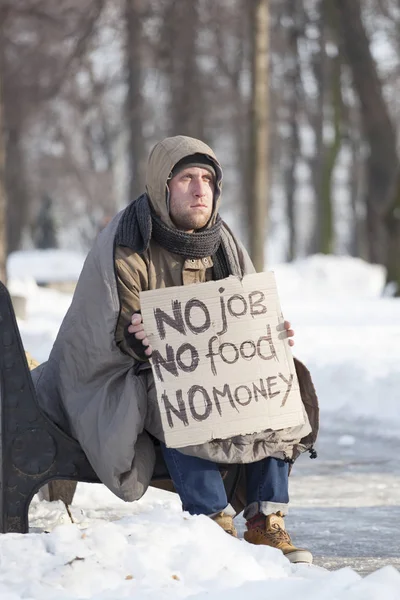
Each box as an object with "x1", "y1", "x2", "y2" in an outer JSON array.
[{"x1": 285, "y1": 416, "x2": 400, "y2": 574}]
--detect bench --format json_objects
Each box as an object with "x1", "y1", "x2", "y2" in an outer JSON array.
[{"x1": 0, "y1": 282, "x2": 242, "y2": 533}]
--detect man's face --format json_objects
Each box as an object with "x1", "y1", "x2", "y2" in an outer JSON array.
[{"x1": 168, "y1": 166, "x2": 215, "y2": 232}]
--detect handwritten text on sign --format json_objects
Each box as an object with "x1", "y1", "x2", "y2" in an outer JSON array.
[{"x1": 140, "y1": 272, "x2": 305, "y2": 448}]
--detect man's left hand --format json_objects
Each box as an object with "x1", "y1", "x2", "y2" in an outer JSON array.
[{"x1": 284, "y1": 320, "x2": 295, "y2": 347}]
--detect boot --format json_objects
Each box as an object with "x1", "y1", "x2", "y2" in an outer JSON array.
[
  {"x1": 244, "y1": 512, "x2": 312, "y2": 564},
  {"x1": 212, "y1": 512, "x2": 238, "y2": 537},
  {"x1": 25, "y1": 351, "x2": 39, "y2": 370}
]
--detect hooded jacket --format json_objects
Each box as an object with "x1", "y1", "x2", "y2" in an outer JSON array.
[{"x1": 32, "y1": 136, "x2": 318, "y2": 502}]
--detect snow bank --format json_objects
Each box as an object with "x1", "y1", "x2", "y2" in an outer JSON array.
[
  {"x1": 273, "y1": 254, "x2": 386, "y2": 301},
  {"x1": 17, "y1": 285, "x2": 74, "y2": 363},
  {"x1": 7, "y1": 249, "x2": 86, "y2": 284},
  {"x1": 17, "y1": 485, "x2": 400, "y2": 599}
]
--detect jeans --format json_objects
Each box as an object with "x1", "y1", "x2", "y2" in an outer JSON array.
[{"x1": 160, "y1": 443, "x2": 289, "y2": 520}]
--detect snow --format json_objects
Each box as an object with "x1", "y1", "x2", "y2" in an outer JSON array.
[
  {"x1": 273, "y1": 254, "x2": 387, "y2": 300},
  {"x1": 7, "y1": 249, "x2": 86, "y2": 284},
  {"x1": 273, "y1": 255, "x2": 400, "y2": 436},
  {"x1": 337, "y1": 435, "x2": 356, "y2": 447},
  {"x1": 21, "y1": 485, "x2": 400, "y2": 599},
  {"x1": 4, "y1": 253, "x2": 400, "y2": 598}
]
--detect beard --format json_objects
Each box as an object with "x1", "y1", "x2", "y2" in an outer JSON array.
[{"x1": 170, "y1": 209, "x2": 212, "y2": 232}]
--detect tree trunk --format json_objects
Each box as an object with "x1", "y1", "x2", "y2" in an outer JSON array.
[
  {"x1": 0, "y1": 18, "x2": 6, "y2": 282},
  {"x1": 284, "y1": 0, "x2": 301, "y2": 261},
  {"x1": 386, "y1": 170, "x2": 400, "y2": 292},
  {"x1": 334, "y1": 0, "x2": 398, "y2": 269},
  {"x1": 5, "y1": 123, "x2": 29, "y2": 253},
  {"x1": 348, "y1": 124, "x2": 368, "y2": 259},
  {"x1": 310, "y1": 0, "x2": 327, "y2": 255},
  {"x1": 248, "y1": 0, "x2": 269, "y2": 272},
  {"x1": 164, "y1": 0, "x2": 205, "y2": 140},
  {"x1": 125, "y1": 0, "x2": 146, "y2": 201},
  {"x1": 3, "y1": 16, "x2": 29, "y2": 256},
  {"x1": 320, "y1": 53, "x2": 342, "y2": 254}
]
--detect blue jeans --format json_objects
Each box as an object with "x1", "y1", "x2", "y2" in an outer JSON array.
[{"x1": 160, "y1": 444, "x2": 289, "y2": 519}]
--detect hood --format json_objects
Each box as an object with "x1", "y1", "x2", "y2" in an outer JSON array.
[{"x1": 145, "y1": 135, "x2": 223, "y2": 229}]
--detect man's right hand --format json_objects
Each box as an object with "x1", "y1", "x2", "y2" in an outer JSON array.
[{"x1": 127, "y1": 313, "x2": 153, "y2": 357}]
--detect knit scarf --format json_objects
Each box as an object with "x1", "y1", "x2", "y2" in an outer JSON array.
[{"x1": 115, "y1": 194, "x2": 236, "y2": 280}]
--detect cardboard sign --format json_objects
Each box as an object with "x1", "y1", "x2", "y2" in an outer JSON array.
[{"x1": 140, "y1": 272, "x2": 304, "y2": 448}]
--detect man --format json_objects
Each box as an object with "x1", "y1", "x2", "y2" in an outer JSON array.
[{"x1": 33, "y1": 135, "x2": 318, "y2": 564}]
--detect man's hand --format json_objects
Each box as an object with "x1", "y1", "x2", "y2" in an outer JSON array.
[
  {"x1": 284, "y1": 320, "x2": 295, "y2": 347},
  {"x1": 127, "y1": 313, "x2": 153, "y2": 357}
]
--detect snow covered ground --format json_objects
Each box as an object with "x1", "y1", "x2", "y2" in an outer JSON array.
[{"x1": 3, "y1": 251, "x2": 400, "y2": 599}]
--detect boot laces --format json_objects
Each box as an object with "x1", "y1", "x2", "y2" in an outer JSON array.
[{"x1": 267, "y1": 522, "x2": 292, "y2": 544}]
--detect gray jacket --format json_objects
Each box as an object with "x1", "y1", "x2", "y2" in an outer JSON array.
[{"x1": 32, "y1": 136, "x2": 318, "y2": 502}]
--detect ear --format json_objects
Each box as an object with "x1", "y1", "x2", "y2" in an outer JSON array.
[{"x1": 165, "y1": 184, "x2": 171, "y2": 213}]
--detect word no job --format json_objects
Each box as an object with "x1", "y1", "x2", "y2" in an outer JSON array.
[{"x1": 150, "y1": 286, "x2": 279, "y2": 381}]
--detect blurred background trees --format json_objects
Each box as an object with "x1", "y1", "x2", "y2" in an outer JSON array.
[{"x1": 1, "y1": 0, "x2": 400, "y2": 291}]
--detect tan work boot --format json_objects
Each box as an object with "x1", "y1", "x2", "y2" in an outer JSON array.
[
  {"x1": 244, "y1": 512, "x2": 312, "y2": 564},
  {"x1": 212, "y1": 512, "x2": 238, "y2": 537}
]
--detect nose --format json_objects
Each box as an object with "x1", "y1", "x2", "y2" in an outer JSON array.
[{"x1": 193, "y1": 178, "x2": 207, "y2": 197}]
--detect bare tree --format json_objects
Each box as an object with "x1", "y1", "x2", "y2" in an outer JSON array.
[
  {"x1": 0, "y1": 6, "x2": 6, "y2": 282},
  {"x1": 6, "y1": 0, "x2": 400, "y2": 279},
  {"x1": 319, "y1": 51, "x2": 342, "y2": 255},
  {"x1": 335, "y1": 0, "x2": 398, "y2": 266},
  {"x1": 346, "y1": 104, "x2": 367, "y2": 259},
  {"x1": 307, "y1": 0, "x2": 328, "y2": 254},
  {"x1": 160, "y1": 0, "x2": 205, "y2": 139},
  {"x1": 206, "y1": 0, "x2": 250, "y2": 229},
  {"x1": 2, "y1": 0, "x2": 106, "y2": 254},
  {"x1": 283, "y1": 0, "x2": 302, "y2": 261},
  {"x1": 248, "y1": 0, "x2": 269, "y2": 271},
  {"x1": 126, "y1": 0, "x2": 146, "y2": 201}
]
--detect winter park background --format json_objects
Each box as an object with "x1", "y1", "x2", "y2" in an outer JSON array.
[{"x1": 2, "y1": 1, "x2": 400, "y2": 598}]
